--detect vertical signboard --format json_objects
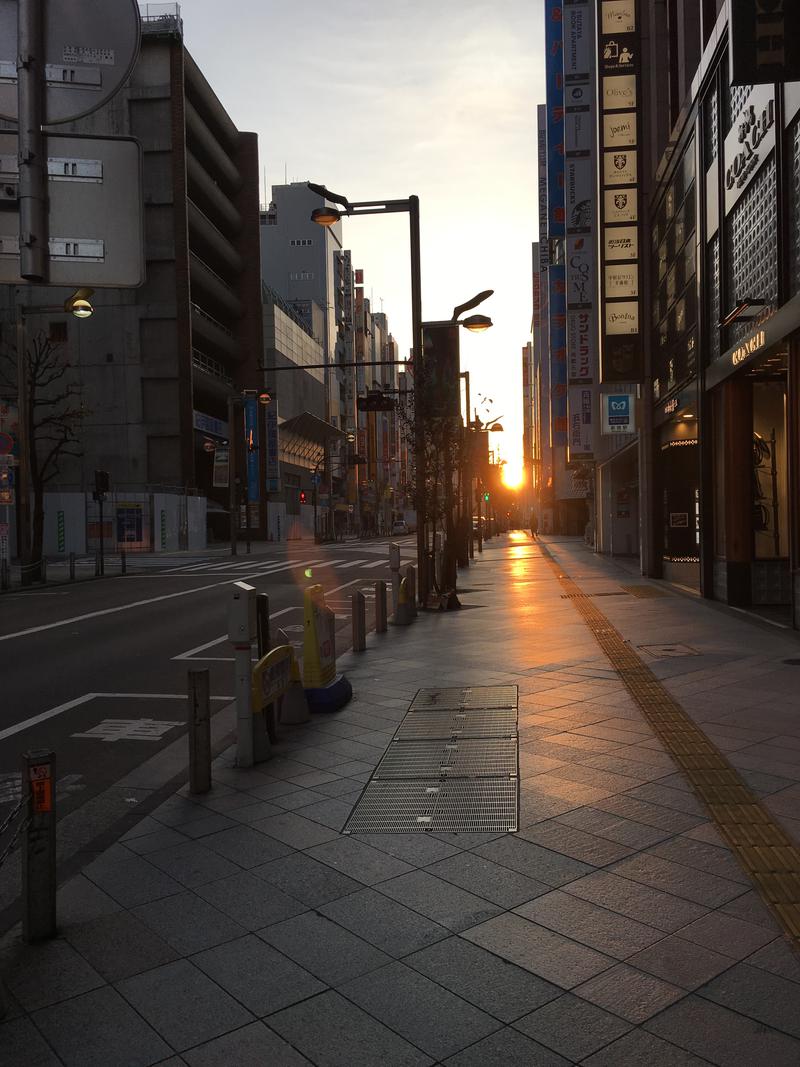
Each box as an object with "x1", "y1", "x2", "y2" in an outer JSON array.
[
  {"x1": 545, "y1": 0, "x2": 568, "y2": 447},
  {"x1": 597, "y1": 0, "x2": 643, "y2": 383},
  {"x1": 244, "y1": 396, "x2": 259, "y2": 503},
  {"x1": 564, "y1": 0, "x2": 598, "y2": 461},
  {"x1": 265, "y1": 402, "x2": 281, "y2": 493}
]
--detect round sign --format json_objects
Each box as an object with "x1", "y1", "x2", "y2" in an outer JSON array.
[
  {"x1": 0, "y1": 431, "x2": 13, "y2": 455},
  {"x1": 0, "y1": 0, "x2": 141, "y2": 124}
]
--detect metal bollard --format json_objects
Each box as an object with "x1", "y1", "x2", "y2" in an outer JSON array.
[
  {"x1": 22, "y1": 750, "x2": 57, "y2": 943},
  {"x1": 389, "y1": 542, "x2": 401, "y2": 617},
  {"x1": 375, "y1": 580, "x2": 387, "y2": 633},
  {"x1": 41, "y1": 558, "x2": 47, "y2": 584},
  {"x1": 95, "y1": 550, "x2": 101, "y2": 577},
  {"x1": 404, "y1": 565, "x2": 417, "y2": 618},
  {"x1": 69, "y1": 552, "x2": 75, "y2": 581},
  {"x1": 188, "y1": 668, "x2": 211, "y2": 794},
  {"x1": 120, "y1": 550, "x2": 127, "y2": 575},
  {"x1": 352, "y1": 591, "x2": 366, "y2": 651}
]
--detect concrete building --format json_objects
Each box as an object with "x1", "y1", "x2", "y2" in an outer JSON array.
[{"x1": 1, "y1": 4, "x2": 264, "y2": 554}]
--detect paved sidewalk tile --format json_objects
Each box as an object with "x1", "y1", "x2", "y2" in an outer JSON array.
[
  {"x1": 305, "y1": 836, "x2": 416, "y2": 884},
  {"x1": 259, "y1": 911, "x2": 392, "y2": 985},
  {"x1": 200, "y1": 824, "x2": 295, "y2": 867},
  {"x1": 514, "y1": 992, "x2": 632, "y2": 1061},
  {"x1": 699, "y1": 961, "x2": 800, "y2": 1038},
  {"x1": 182, "y1": 1021, "x2": 313, "y2": 1066},
  {"x1": 645, "y1": 994, "x2": 800, "y2": 1065},
  {"x1": 32, "y1": 985, "x2": 172, "y2": 1067},
  {"x1": 251, "y1": 851, "x2": 362, "y2": 906},
  {"x1": 268, "y1": 990, "x2": 434, "y2": 1066},
  {"x1": 0, "y1": 1016, "x2": 62, "y2": 1067},
  {"x1": 441, "y1": 1026, "x2": 572, "y2": 1066},
  {"x1": 117, "y1": 958, "x2": 254, "y2": 1052},
  {"x1": 514, "y1": 889, "x2": 663, "y2": 958},
  {"x1": 473, "y1": 836, "x2": 595, "y2": 886},
  {"x1": 320, "y1": 887, "x2": 449, "y2": 957},
  {"x1": 574, "y1": 962, "x2": 686, "y2": 1023},
  {"x1": 424, "y1": 850, "x2": 550, "y2": 908},
  {"x1": 462, "y1": 913, "x2": 615, "y2": 988},
  {"x1": 375, "y1": 870, "x2": 503, "y2": 932},
  {"x1": 132, "y1": 891, "x2": 246, "y2": 955},
  {"x1": 197, "y1": 870, "x2": 307, "y2": 930},
  {"x1": 81, "y1": 844, "x2": 184, "y2": 908},
  {"x1": 191, "y1": 933, "x2": 325, "y2": 1014},
  {"x1": 145, "y1": 841, "x2": 242, "y2": 888},
  {"x1": 564, "y1": 870, "x2": 708, "y2": 931},
  {"x1": 581, "y1": 1028, "x2": 713, "y2": 1066},
  {"x1": 0, "y1": 937, "x2": 104, "y2": 1012},
  {"x1": 626, "y1": 933, "x2": 735, "y2": 990},
  {"x1": 339, "y1": 961, "x2": 501, "y2": 1061},
  {"x1": 64, "y1": 911, "x2": 179, "y2": 982},
  {"x1": 404, "y1": 937, "x2": 561, "y2": 1023}
]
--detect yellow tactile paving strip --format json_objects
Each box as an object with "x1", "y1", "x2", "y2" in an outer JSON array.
[{"x1": 538, "y1": 544, "x2": 800, "y2": 951}]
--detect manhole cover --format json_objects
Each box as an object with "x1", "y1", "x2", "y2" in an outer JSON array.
[
  {"x1": 638, "y1": 643, "x2": 699, "y2": 658},
  {"x1": 411, "y1": 685, "x2": 518, "y2": 711},
  {"x1": 396, "y1": 708, "x2": 517, "y2": 741},
  {"x1": 343, "y1": 778, "x2": 518, "y2": 833},
  {"x1": 373, "y1": 739, "x2": 518, "y2": 780}
]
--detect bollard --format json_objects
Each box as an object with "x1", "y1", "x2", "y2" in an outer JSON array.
[
  {"x1": 41, "y1": 558, "x2": 47, "y2": 584},
  {"x1": 404, "y1": 565, "x2": 417, "y2": 618},
  {"x1": 188, "y1": 668, "x2": 211, "y2": 794},
  {"x1": 22, "y1": 750, "x2": 56, "y2": 943},
  {"x1": 393, "y1": 577, "x2": 413, "y2": 625},
  {"x1": 375, "y1": 580, "x2": 387, "y2": 633},
  {"x1": 389, "y1": 542, "x2": 401, "y2": 617},
  {"x1": 256, "y1": 593, "x2": 270, "y2": 658},
  {"x1": 95, "y1": 549, "x2": 101, "y2": 577},
  {"x1": 120, "y1": 550, "x2": 127, "y2": 575},
  {"x1": 352, "y1": 591, "x2": 366, "y2": 652},
  {"x1": 69, "y1": 552, "x2": 75, "y2": 581},
  {"x1": 228, "y1": 581, "x2": 257, "y2": 768}
]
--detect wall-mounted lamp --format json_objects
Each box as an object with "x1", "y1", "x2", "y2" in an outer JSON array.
[{"x1": 719, "y1": 298, "x2": 767, "y2": 328}]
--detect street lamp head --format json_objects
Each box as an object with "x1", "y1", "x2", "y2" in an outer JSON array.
[
  {"x1": 489, "y1": 422, "x2": 504, "y2": 432},
  {"x1": 258, "y1": 390, "x2": 272, "y2": 405},
  {"x1": 311, "y1": 206, "x2": 342, "y2": 227},
  {"x1": 65, "y1": 287, "x2": 95, "y2": 318},
  {"x1": 461, "y1": 314, "x2": 492, "y2": 333},
  {"x1": 307, "y1": 182, "x2": 351, "y2": 211},
  {"x1": 451, "y1": 289, "x2": 494, "y2": 322}
]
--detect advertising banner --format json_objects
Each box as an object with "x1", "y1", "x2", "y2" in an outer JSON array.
[
  {"x1": 265, "y1": 402, "x2": 281, "y2": 493},
  {"x1": 546, "y1": 0, "x2": 568, "y2": 446},
  {"x1": 568, "y1": 384, "x2": 594, "y2": 458},
  {"x1": 244, "y1": 396, "x2": 259, "y2": 504}
]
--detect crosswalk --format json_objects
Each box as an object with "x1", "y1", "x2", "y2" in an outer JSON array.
[{"x1": 158, "y1": 555, "x2": 415, "y2": 576}]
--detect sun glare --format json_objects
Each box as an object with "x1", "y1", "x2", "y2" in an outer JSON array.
[{"x1": 501, "y1": 461, "x2": 525, "y2": 490}]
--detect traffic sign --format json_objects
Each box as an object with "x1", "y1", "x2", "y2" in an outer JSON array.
[
  {"x1": 0, "y1": 0, "x2": 141, "y2": 124},
  {"x1": 0, "y1": 132, "x2": 144, "y2": 286},
  {"x1": 311, "y1": 473, "x2": 321, "y2": 486}
]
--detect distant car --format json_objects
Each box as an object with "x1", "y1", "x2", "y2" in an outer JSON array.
[{"x1": 391, "y1": 520, "x2": 409, "y2": 535}]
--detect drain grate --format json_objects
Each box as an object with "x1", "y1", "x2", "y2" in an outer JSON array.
[
  {"x1": 410, "y1": 685, "x2": 518, "y2": 711},
  {"x1": 396, "y1": 708, "x2": 517, "y2": 740},
  {"x1": 373, "y1": 738, "x2": 518, "y2": 780},
  {"x1": 343, "y1": 778, "x2": 518, "y2": 833}
]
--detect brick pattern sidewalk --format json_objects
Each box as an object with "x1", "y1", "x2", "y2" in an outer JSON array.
[{"x1": 1, "y1": 534, "x2": 799, "y2": 1066}]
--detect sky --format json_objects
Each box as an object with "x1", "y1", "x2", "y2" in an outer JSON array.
[{"x1": 180, "y1": 0, "x2": 547, "y2": 485}]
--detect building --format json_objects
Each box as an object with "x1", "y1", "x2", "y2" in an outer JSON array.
[{"x1": 1, "y1": 4, "x2": 264, "y2": 553}]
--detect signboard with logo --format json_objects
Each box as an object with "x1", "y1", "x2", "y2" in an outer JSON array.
[
  {"x1": 546, "y1": 0, "x2": 569, "y2": 447},
  {"x1": 564, "y1": 0, "x2": 599, "y2": 468},
  {"x1": 730, "y1": 0, "x2": 800, "y2": 85},
  {"x1": 723, "y1": 84, "x2": 776, "y2": 214},
  {"x1": 212, "y1": 446, "x2": 229, "y2": 489},
  {"x1": 602, "y1": 391, "x2": 637, "y2": 434},
  {"x1": 598, "y1": 0, "x2": 643, "y2": 383}
]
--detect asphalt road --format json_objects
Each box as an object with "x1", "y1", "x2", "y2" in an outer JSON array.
[{"x1": 0, "y1": 537, "x2": 416, "y2": 829}]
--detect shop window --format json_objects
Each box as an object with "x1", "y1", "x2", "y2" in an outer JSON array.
[
  {"x1": 752, "y1": 381, "x2": 788, "y2": 560},
  {"x1": 707, "y1": 235, "x2": 721, "y2": 363}
]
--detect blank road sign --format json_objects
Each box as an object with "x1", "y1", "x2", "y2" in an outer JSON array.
[
  {"x1": 0, "y1": 0, "x2": 141, "y2": 124},
  {"x1": 0, "y1": 133, "x2": 144, "y2": 287}
]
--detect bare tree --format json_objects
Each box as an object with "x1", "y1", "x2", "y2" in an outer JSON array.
[{"x1": 0, "y1": 329, "x2": 87, "y2": 574}]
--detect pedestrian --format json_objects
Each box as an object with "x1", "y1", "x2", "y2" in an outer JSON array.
[{"x1": 530, "y1": 512, "x2": 539, "y2": 538}]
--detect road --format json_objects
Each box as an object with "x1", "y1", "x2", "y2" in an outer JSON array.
[{"x1": 0, "y1": 537, "x2": 416, "y2": 839}]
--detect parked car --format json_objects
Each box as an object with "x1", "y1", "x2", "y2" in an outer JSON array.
[{"x1": 391, "y1": 520, "x2": 409, "y2": 535}]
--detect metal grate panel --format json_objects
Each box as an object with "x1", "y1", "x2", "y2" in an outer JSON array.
[
  {"x1": 410, "y1": 685, "x2": 518, "y2": 711},
  {"x1": 396, "y1": 708, "x2": 517, "y2": 740},
  {"x1": 343, "y1": 778, "x2": 518, "y2": 834},
  {"x1": 374, "y1": 739, "x2": 517, "y2": 780}
]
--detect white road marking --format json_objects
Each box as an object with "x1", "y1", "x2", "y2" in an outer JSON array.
[
  {"x1": 334, "y1": 559, "x2": 369, "y2": 569},
  {"x1": 0, "y1": 692, "x2": 234, "y2": 743},
  {"x1": 171, "y1": 605, "x2": 299, "y2": 661},
  {"x1": 0, "y1": 560, "x2": 323, "y2": 644}
]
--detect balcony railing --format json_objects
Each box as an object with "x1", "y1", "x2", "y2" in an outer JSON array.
[
  {"x1": 192, "y1": 349, "x2": 232, "y2": 387},
  {"x1": 139, "y1": 3, "x2": 183, "y2": 34}
]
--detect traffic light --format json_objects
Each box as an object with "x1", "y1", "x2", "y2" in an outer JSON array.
[
  {"x1": 484, "y1": 491, "x2": 490, "y2": 502},
  {"x1": 299, "y1": 491, "x2": 307, "y2": 505}
]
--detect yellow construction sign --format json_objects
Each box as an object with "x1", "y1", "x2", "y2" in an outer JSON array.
[
  {"x1": 251, "y1": 645, "x2": 294, "y2": 712},
  {"x1": 303, "y1": 584, "x2": 336, "y2": 687}
]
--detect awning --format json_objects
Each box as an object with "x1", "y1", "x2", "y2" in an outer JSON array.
[{"x1": 279, "y1": 411, "x2": 346, "y2": 465}]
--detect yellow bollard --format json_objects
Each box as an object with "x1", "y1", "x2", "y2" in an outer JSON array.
[{"x1": 393, "y1": 576, "x2": 413, "y2": 626}]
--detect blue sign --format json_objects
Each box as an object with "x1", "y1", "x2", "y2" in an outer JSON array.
[
  {"x1": 244, "y1": 397, "x2": 259, "y2": 503},
  {"x1": 265, "y1": 403, "x2": 281, "y2": 494},
  {"x1": 311, "y1": 473, "x2": 321, "y2": 486}
]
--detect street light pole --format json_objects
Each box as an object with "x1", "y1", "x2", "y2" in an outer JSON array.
[
  {"x1": 227, "y1": 395, "x2": 238, "y2": 557},
  {"x1": 408, "y1": 195, "x2": 428, "y2": 606}
]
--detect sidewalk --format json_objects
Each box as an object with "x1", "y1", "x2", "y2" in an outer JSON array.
[{"x1": 1, "y1": 534, "x2": 799, "y2": 1066}]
